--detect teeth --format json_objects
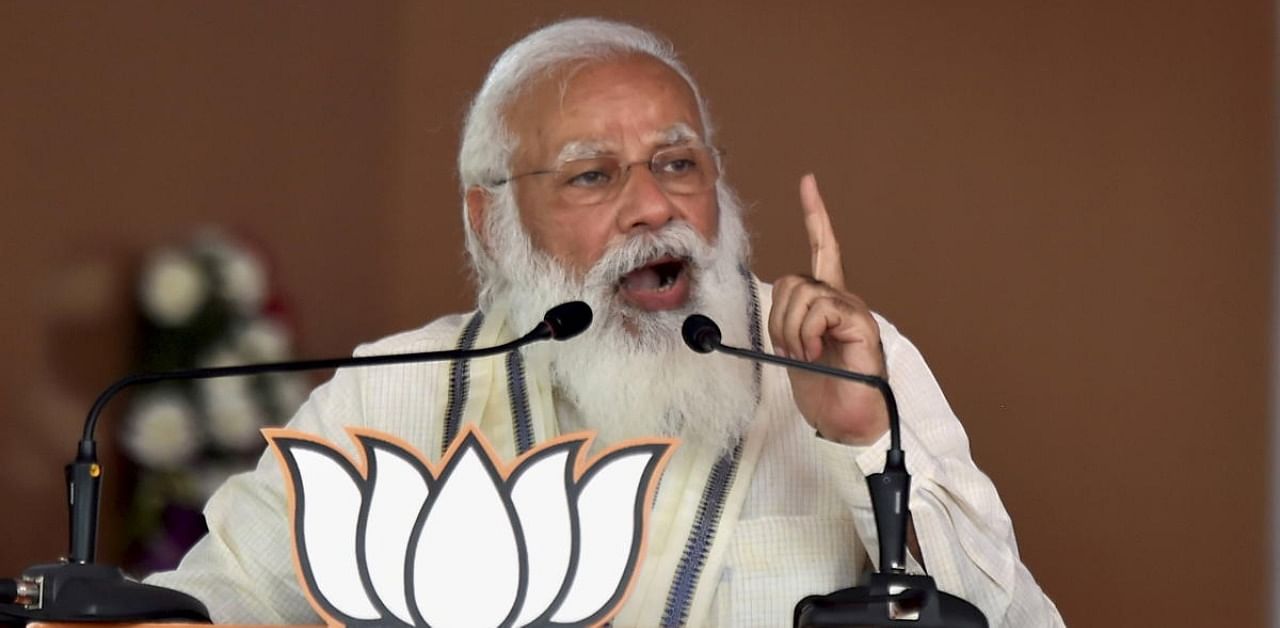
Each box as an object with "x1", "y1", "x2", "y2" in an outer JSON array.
[{"x1": 619, "y1": 260, "x2": 683, "y2": 294}]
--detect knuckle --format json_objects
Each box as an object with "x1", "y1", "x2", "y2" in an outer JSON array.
[
  {"x1": 776, "y1": 274, "x2": 808, "y2": 290},
  {"x1": 793, "y1": 279, "x2": 827, "y2": 300}
]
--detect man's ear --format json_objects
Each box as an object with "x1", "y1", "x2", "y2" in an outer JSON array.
[{"x1": 465, "y1": 186, "x2": 490, "y2": 252}]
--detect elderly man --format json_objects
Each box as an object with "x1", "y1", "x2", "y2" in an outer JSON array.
[{"x1": 148, "y1": 18, "x2": 1064, "y2": 627}]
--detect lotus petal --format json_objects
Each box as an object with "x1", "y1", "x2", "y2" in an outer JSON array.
[
  {"x1": 410, "y1": 437, "x2": 523, "y2": 628},
  {"x1": 507, "y1": 442, "x2": 579, "y2": 626},
  {"x1": 270, "y1": 427, "x2": 673, "y2": 628},
  {"x1": 358, "y1": 437, "x2": 432, "y2": 625},
  {"x1": 273, "y1": 439, "x2": 381, "y2": 621},
  {"x1": 551, "y1": 445, "x2": 667, "y2": 624}
]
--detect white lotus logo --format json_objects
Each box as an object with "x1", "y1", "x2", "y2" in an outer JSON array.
[{"x1": 265, "y1": 425, "x2": 675, "y2": 628}]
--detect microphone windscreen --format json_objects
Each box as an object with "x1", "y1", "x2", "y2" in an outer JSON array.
[
  {"x1": 681, "y1": 314, "x2": 721, "y2": 353},
  {"x1": 544, "y1": 301, "x2": 593, "y2": 340}
]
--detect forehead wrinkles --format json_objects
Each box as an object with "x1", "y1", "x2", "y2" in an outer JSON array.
[{"x1": 508, "y1": 55, "x2": 703, "y2": 168}]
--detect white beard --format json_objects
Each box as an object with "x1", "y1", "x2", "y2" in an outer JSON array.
[{"x1": 481, "y1": 184, "x2": 758, "y2": 453}]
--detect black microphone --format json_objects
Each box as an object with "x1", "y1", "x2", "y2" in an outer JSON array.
[
  {"x1": 681, "y1": 313, "x2": 721, "y2": 354},
  {"x1": 539, "y1": 300, "x2": 593, "y2": 340},
  {"x1": 682, "y1": 314, "x2": 904, "y2": 470},
  {"x1": 0, "y1": 302, "x2": 591, "y2": 625},
  {"x1": 680, "y1": 314, "x2": 987, "y2": 628}
]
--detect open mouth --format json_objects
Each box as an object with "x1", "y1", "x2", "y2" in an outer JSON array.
[{"x1": 617, "y1": 256, "x2": 692, "y2": 310}]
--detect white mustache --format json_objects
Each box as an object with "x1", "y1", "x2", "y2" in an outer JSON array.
[{"x1": 582, "y1": 222, "x2": 713, "y2": 290}]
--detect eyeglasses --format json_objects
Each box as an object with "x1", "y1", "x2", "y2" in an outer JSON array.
[{"x1": 490, "y1": 143, "x2": 722, "y2": 207}]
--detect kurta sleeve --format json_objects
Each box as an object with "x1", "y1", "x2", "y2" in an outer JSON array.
[{"x1": 815, "y1": 315, "x2": 1065, "y2": 627}]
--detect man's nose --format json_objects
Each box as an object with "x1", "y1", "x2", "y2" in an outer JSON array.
[{"x1": 615, "y1": 166, "x2": 681, "y2": 232}]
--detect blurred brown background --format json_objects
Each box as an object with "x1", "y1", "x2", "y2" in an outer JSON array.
[{"x1": 1, "y1": 2, "x2": 1274, "y2": 626}]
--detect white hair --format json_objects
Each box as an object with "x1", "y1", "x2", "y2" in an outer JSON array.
[{"x1": 457, "y1": 18, "x2": 719, "y2": 298}]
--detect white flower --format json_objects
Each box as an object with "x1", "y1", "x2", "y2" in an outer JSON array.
[
  {"x1": 217, "y1": 245, "x2": 268, "y2": 315},
  {"x1": 266, "y1": 427, "x2": 672, "y2": 628},
  {"x1": 236, "y1": 317, "x2": 290, "y2": 362},
  {"x1": 138, "y1": 248, "x2": 208, "y2": 327},
  {"x1": 206, "y1": 393, "x2": 266, "y2": 452},
  {"x1": 193, "y1": 229, "x2": 269, "y2": 315},
  {"x1": 199, "y1": 346, "x2": 245, "y2": 369},
  {"x1": 122, "y1": 392, "x2": 202, "y2": 470},
  {"x1": 193, "y1": 346, "x2": 268, "y2": 452}
]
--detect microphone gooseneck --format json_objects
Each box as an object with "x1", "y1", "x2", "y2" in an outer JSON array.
[
  {"x1": 73, "y1": 301, "x2": 591, "y2": 564},
  {"x1": 680, "y1": 313, "x2": 984, "y2": 627},
  {"x1": 6, "y1": 303, "x2": 591, "y2": 625},
  {"x1": 680, "y1": 314, "x2": 902, "y2": 462},
  {"x1": 70, "y1": 304, "x2": 582, "y2": 568}
]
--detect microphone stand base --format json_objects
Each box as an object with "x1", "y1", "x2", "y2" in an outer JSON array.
[
  {"x1": 0, "y1": 562, "x2": 210, "y2": 624},
  {"x1": 795, "y1": 572, "x2": 987, "y2": 628}
]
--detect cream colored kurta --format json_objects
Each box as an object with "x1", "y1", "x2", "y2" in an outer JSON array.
[{"x1": 146, "y1": 281, "x2": 1064, "y2": 627}]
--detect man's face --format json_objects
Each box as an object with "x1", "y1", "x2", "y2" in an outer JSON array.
[
  {"x1": 475, "y1": 53, "x2": 756, "y2": 449},
  {"x1": 502, "y1": 55, "x2": 719, "y2": 313}
]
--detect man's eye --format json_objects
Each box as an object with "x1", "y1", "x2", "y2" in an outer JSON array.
[
  {"x1": 565, "y1": 170, "x2": 612, "y2": 187},
  {"x1": 659, "y1": 158, "x2": 699, "y2": 176}
]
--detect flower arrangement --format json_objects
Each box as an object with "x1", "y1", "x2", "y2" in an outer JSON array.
[{"x1": 119, "y1": 229, "x2": 309, "y2": 575}]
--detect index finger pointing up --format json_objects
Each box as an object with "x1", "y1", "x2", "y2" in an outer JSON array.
[{"x1": 800, "y1": 173, "x2": 846, "y2": 289}]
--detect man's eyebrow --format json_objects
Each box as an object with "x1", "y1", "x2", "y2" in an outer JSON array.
[
  {"x1": 555, "y1": 140, "x2": 611, "y2": 163},
  {"x1": 554, "y1": 124, "x2": 702, "y2": 163},
  {"x1": 657, "y1": 123, "x2": 700, "y2": 146}
]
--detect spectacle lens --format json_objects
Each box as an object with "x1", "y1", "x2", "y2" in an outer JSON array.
[{"x1": 554, "y1": 145, "x2": 719, "y2": 206}]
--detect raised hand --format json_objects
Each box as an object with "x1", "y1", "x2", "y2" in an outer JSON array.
[{"x1": 767, "y1": 174, "x2": 889, "y2": 445}]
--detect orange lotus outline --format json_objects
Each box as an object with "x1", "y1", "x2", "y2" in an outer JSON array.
[{"x1": 264, "y1": 424, "x2": 678, "y2": 627}]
